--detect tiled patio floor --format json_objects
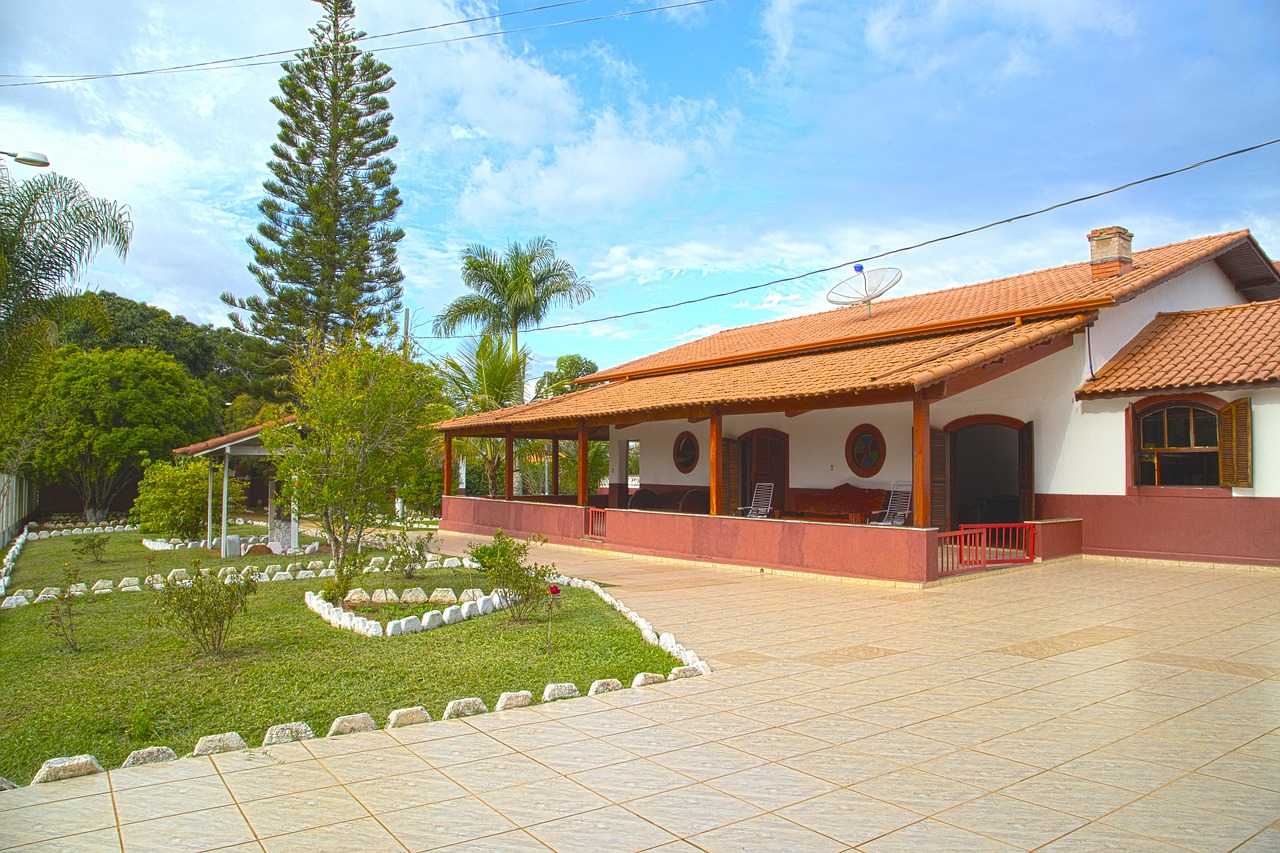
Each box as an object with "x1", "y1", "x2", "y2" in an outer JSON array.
[{"x1": 2, "y1": 536, "x2": 1278, "y2": 851}]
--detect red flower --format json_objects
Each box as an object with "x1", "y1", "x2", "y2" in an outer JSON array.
[{"x1": 549, "y1": 585, "x2": 560, "y2": 595}]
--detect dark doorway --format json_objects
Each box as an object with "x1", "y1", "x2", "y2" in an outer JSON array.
[{"x1": 738, "y1": 429, "x2": 788, "y2": 513}]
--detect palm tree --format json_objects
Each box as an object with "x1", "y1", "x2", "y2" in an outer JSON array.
[
  {"x1": 433, "y1": 236, "x2": 592, "y2": 357},
  {"x1": 438, "y1": 335, "x2": 527, "y2": 496},
  {"x1": 0, "y1": 163, "x2": 132, "y2": 503},
  {"x1": 0, "y1": 163, "x2": 132, "y2": 386}
]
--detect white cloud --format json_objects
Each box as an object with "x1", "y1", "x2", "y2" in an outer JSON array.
[{"x1": 672, "y1": 323, "x2": 724, "y2": 341}]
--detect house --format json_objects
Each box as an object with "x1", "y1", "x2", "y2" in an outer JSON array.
[{"x1": 436, "y1": 227, "x2": 1280, "y2": 583}]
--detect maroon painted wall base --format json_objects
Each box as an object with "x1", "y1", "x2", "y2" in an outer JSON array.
[{"x1": 1039, "y1": 493, "x2": 1280, "y2": 567}]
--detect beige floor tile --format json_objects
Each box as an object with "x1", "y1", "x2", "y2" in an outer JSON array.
[
  {"x1": 221, "y1": 760, "x2": 338, "y2": 802},
  {"x1": 404, "y1": 732, "x2": 513, "y2": 768},
  {"x1": 856, "y1": 817, "x2": 1020, "y2": 851},
  {"x1": 624, "y1": 783, "x2": 763, "y2": 836},
  {"x1": 628, "y1": 699, "x2": 715, "y2": 724},
  {"x1": 480, "y1": 775, "x2": 609, "y2": 826},
  {"x1": 779, "y1": 744, "x2": 900, "y2": 786},
  {"x1": 999, "y1": 770, "x2": 1140, "y2": 819},
  {"x1": 1057, "y1": 753, "x2": 1189, "y2": 797},
  {"x1": 527, "y1": 805, "x2": 677, "y2": 853},
  {"x1": 646, "y1": 742, "x2": 767, "y2": 782},
  {"x1": 4, "y1": 827, "x2": 126, "y2": 852},
  {"x1": 239, "y1": 785, "x2": 371, "y2": 837},
  {"x1": 781, "y1": 713, "x2": 886, "y2": 745},
  {"x1": 559, "y1": 708, "x2": 654, "y2": 738},
  {"x1": 0, "y1": 774, "x2": 110, "y2": 811},
  {"x1": 1101, "y1": 796, "x2": 1262, "y2": 852},
  {"x1": 599, "y1": 724, "x2": 708, "y2": 758},
  {"x1": 118, "y1": 804, "x2": 255, "y2": 853},
  {"x1": 847, "y1": 730, "x2": 957, "y2": 764},
  {"x1": 113, "y1": 775, "x2": 234, "y2": 825},
  {"x1": 440, "y1": 752, "x2": 559, "y2": 794},
  {"x1": 730, "y1": 699, "x2": 827, "y2": 727},
  {"x1": 1197, "y1": 750, "x2": 1280, "y2": 792},
  {"x1": 523, "y1": 739, "x2": 636, "y2": 775},
  {"x1": 1233, "y1": 828, "x2": 1280, "y2": 852},
  {"x1": 668, "y1": 712, "x2": 771, "y2": 741},
  {"x1": 851, "y1": 768, "x2": 985, "y2": 815},
  {"x1": 484, "y1": 720, "x2": 584, "y2": 752},
  {"x1": 915, "y1": 748, "x2": 1042, "y2": 790},
  {"x1": 344, "y1": 768, "x2": 467, "y2": 814},
  {"x1": 975, "y1": 732, "x2": 1095, "y2": 769},
  {"x1": 0, "y1": 793, "x2": 117, "y2": 849},
  {"x1": 777, "y1": 788, "x2": 920, "y2": 846},
  {"x1": 687, "y1": 812, "x2": 847, "y2": 853},
  {"x1": 720, "y1": 727, "x2": 830, "y2": 761},
  {"x1": 109, "y1": 757, "x2": 218, "y2": 792},
  {"x1": 1152, "y1": 772, "x2": 1280, "y2": 825},
  {"x1": 704, "y1": 762, "x2": 835, "y2": 810},
  {"x1": 937, "y1": 792, "x2": 1087, "y2": 848},
  {"x1": 378, "y1": 797, "x2": 516, "y2": 850},
  {"x1": 1104, "y1": 732, "x2": 1234, "y2": 770},
  {"x1": 1036, "y1": 821, "x2": 1188, "y2": 851},
  {"x1": 569, "y1": 758, "x2": 694, "y2": 803},
  {"x1": 259, "y1": 816, "x2": 407, "y2": 852},
  {"x1": 211, "y1": 742, "x2": 314, "y2": 774},
  {"x1": 428, "y1": 828, "x2": 554, "y2": 852},
  {"x1": 319, "y1": 745, "x2": 429, "y2": 784},
  {"x1": 299, "y1": 729, "x2": 399, "y2": 759}
]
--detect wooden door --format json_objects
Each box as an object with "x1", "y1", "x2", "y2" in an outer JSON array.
[
  {"x1": 719, "y1": 438, "x2": 742, "y2": 516},
  {"x1": 750, "y1": 433, "x2": 786, "y2": 513}
]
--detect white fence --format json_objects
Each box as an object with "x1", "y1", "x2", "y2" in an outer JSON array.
[{"x1": 0, "y1": 474, "x2": 34, "y2": 550}]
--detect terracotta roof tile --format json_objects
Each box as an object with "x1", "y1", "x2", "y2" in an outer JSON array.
[
  {"x1": 441, "y1": 316, "x2": 1088, "y2": 434},
  {"x1": 587, "y1": 231, "x2": 1253, "y2": 382},
  {"x1": 172, "y1": 415, "x2": 297, "y2": 456},
  {"x1": 1077, "y1": 300, "x2": 1280, "y2": 398}
]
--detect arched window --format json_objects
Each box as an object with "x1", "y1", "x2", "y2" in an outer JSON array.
[{"x1": 1136, "y1": 402, "x2": 1220, "y2": 486}]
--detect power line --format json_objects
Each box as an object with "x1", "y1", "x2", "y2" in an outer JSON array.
[
  {"x1": 419, "y1": 134, "x2": 1280, "y2": 341},
  {"x1": 0, "y1": 0, "x2": 714, "y2": 88}
]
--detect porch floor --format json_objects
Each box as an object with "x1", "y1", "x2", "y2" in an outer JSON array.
[{"x1": 4, "y1": 537, "x2": 1277, "y2": 852}]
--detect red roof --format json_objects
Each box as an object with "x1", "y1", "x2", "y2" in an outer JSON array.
[
  {"x1": 172, "y1": 415, "x2": 297, "y2": 456},
  {"x1": 1077, "y1": 301, "x2": 1280, "y2": 398}
]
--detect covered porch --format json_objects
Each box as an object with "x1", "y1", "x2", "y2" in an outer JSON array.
[{"x1": 436, "y1": 313, "x2": 1092, "y2": 584}]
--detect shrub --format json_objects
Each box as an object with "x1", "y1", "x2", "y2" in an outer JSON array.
[
  {"x1": 384, "y1": 524, "x2": 441, "y2": 581},
  {"x1": 132, "y1": 457, "x2": 245, "y2": 541},
  {"x1": 151, "y1": 559, "x2": 258, "y2": 655},
  {"x1": 467, "y1": 530, "x2": 556, "y2": 622},
  {"x1": 45, "y1": 565, "x2": 83, "y2": 653},
  {"x1": 71, "y1": 534, "x2": 108, "y2": 563}
]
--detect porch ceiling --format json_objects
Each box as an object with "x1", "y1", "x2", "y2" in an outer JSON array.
[{"x1": 439, "y1": 314, "x2": 1089, "y2": 437}]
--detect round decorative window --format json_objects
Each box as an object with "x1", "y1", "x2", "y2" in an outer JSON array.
[
  {"x1": 672, "y1": 431, "x2": 699, "y2": 474},
  {"x1": 845, "y1": 424, "x2": 886, "y2": 478}
]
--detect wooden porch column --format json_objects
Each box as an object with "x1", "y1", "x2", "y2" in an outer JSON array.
[
  {"x1": 709, "y1": 408, "x2": 723, "y2": 516},
  {"x1": 912, "y1": 394, "x2": 932, "y2": 528},
  {"x1": 576, "y1": 420, "x2": 589, "y2": 506},
  {"x1": 551, "y1": 439, "x2": 560, "y2": 496},
  {"x1": 442, "y1": 433, "x2": 453, "y2": 497},
  {"x1": 504, "y1": 427, "x2": 515, "y2": 500}
]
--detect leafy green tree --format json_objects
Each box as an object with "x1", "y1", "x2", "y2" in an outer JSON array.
[
  {"x1": 558, "y1": 438, "x2": 609, "y2": 496},
  {"x1": 223, "y1": 0, "x2": 404, "y2": 385},
  {"x1": 438, "y1": 335, "x2": 526, "y2": 496},
  {"x1": 264, "y1": 336, "x2": 441, "y2": 571},
  {"x1": 533, "y1": 353, "x2": 598, "y2": 400},
  {"x1": 57, "y1": 291, "x2": 262, "y2": 419},
  {"x1": 434, "y1": 237, "x2": 592, "y2": 358},
  {"x1": 133, "y1": 457, "x2": 245, "y2": 540},
  {"x1": 31, "y1": 347, "x2": 214, "y2": 521}
]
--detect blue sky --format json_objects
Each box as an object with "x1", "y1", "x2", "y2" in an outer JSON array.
[{"x1": 3, "y1": 0, "x2": 1278, "y2": 378}]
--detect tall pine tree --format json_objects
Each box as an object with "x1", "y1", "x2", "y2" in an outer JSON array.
[{"x1": 224, "y1": 0, "x2": 404, "y2": 386}]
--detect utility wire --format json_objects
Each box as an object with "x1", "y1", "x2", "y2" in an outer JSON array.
[
  {"x1": 0, "y1": 0, "x2": 592, "y2": 82},
  {"x1": 421, "y1": 134, "x2": 1280, "y2": 341},
  {"x1": 0, "y1": 0, "x2": 714, "y2": 88}
]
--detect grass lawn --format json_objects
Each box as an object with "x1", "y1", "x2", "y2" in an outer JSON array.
[{"x1": 0, "y1": 530, "x2": 677, "y2": 784}]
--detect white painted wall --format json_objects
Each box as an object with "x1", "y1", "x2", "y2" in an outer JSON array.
[
  {"x1": 1246, "y1": 388, "x2": 1280, "y2": 498},
  {"x1": 614, "y1": 419, "x2": 712, "y2": 487}
]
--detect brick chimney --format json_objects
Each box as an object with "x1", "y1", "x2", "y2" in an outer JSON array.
[{"x1": 1088, "y1": 226, "x2": 1133, "y2": 279}]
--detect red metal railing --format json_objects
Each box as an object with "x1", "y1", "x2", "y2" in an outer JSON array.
[
  {"x1": 939, "y1": 523, "x2": 1036, "y2": 575},
  {"x1": 586, "y1": 508, "x2": 607, "y2": 540}
]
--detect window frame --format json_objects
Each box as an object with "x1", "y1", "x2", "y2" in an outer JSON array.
[
  {"x1": 672, "y1": 431, "x2": 699, "y2": 475},
  {"x1": 1125, "y1": 393, "x2": 1251, "y2": 495}
]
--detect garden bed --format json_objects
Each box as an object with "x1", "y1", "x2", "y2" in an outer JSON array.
[{"x1": 0, "y1": 530, "x2": 677, "y2": 783}]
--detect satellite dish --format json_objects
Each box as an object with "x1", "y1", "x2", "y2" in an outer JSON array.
[{"x1": 826, "y1": 264, "x2": 902, "y2": 316}]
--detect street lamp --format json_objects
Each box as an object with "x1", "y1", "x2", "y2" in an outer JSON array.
[{"x1": 0, "y1": 150, "x2": 51, "y2": 168}]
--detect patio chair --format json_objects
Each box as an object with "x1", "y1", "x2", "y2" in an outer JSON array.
[
  {"x1": 737, "y1": 482, "x2": 774, "y2": 518},
  {"x1": 868, "y1": 481, "x2": 912, "y2": 526}
]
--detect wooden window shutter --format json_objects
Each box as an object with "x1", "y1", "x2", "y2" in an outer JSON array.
[
  {"x1": 1219, "y1": 398, "x2": 1252, "y2": 488},
  {"x1": 929, "y1": 429, "x2": 949, "y2": 530}
]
